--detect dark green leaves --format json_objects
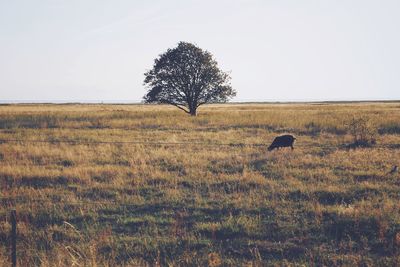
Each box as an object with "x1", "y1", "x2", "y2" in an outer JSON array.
[{"x1": 144, "y1": 42, "x2": 236, "y2": 115}]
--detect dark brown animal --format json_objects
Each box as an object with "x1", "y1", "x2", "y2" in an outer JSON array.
[{"x1": 268, "y1": 134, "x2": 296, "y2": 151}]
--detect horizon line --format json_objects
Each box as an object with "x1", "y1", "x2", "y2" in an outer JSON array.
[{"x1": 1, "y1": 99, "x2": 400, "y2": 105}]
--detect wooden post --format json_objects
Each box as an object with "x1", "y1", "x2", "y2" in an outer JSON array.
[{"x1": 11, "y1": 209, "x2": 17, "y2": 267}]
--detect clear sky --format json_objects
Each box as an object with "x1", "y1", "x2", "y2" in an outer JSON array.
[{"x1": 0, "y1": 0, "x2": 399, "y2": 102}]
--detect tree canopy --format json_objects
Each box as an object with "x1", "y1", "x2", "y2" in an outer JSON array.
[{"x1": 143, "y1": 42, "x2": 236, "y2": 116}]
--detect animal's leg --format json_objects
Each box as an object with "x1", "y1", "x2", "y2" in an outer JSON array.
[{"x1": 291, "y1": 145, "x2": 294, "y2": 150}]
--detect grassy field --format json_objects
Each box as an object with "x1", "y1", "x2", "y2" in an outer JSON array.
[{"x1": 0, "y1": 102, "x2": 400, "y2": 266}]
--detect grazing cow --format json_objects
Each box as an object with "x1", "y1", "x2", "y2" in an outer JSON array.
[{"x1": 268, "y1": 134, "x2": 296, "y2": 151}]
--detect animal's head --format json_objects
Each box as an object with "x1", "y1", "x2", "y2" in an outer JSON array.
[{"x1": 267, "y1": 145, "x2": 274, "y2": 151}]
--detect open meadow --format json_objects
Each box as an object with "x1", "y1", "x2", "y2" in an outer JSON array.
[{"x1": 0, "y1": 102, "x2": 400, "y2": 266}]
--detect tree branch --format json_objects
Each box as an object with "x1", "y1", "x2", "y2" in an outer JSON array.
[
  {"x1": 163, "y1": 101, "x2": 189, "y2": 113},
  {"x1": 173, "y1": 104, "x2": 190, "y2": 114}
]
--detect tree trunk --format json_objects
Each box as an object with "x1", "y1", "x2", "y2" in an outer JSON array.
[{"x1": 189, "y1": 107, "x2": 197, "y2": 116}]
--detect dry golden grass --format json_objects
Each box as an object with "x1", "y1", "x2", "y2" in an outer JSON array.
[{"x1": 0, "y1": 102, "x2": 399, "y2": 266}]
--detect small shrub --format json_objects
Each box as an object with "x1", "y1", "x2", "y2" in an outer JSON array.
[{"x1": 346, "y1": 116, "x2": 377, "y2": 147}]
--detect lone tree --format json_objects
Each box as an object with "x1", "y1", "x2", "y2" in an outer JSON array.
[{"x1": 143, "y1": 42, "x2": 236, "y2": 116}]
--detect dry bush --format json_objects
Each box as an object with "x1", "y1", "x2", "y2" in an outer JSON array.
[{"x1": 346, "y1": 115, "x2": 377, "y2": 147}]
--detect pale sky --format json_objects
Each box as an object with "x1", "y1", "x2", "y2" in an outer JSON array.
[{"x1": 0, "y1": 0, "x2": 399, "y2": 102}]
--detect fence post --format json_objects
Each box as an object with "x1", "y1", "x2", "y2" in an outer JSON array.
[{"x1": 11, "y1": 209, "x2": 17, "y2": 267}]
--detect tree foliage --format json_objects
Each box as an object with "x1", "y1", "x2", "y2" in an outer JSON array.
[{"x1": 143, "y1": 42, "x2": 236, "y2": 115}]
